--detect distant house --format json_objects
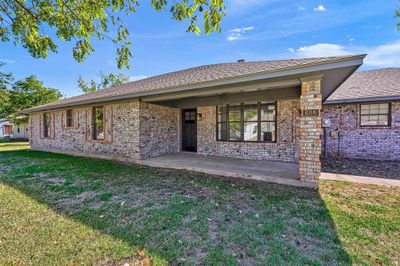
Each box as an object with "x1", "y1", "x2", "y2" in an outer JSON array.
[
  {"x1": 323, "y1": 68, "x2": 400, "y2": 160},
  {"x1": 0, "y1": 119, "x2": 12, "y2": 138},
  {"x1": 21, "y1": 55, "x2": 367, "y2": 186},
  {"x1": 0, "y1": 118, "x2": 29, "y2": 139}
]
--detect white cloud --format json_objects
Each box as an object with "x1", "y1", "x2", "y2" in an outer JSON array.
[
  {"x1": 0, "y1": 58, "x2": 15, "y2": 64},
  {"x1": 129, "y1": 75, "x2": 148, "y2": 82},
  {"x1": 314, "y1": 5, "x2": 327, "y2": 11},
  {"x1": 364, "y1": 41, "x2": 400, "y2": 67},
  {"x1": 227, "y1": 26, "x2": 255, "y2": 41},
  {"x1": 289, "y1": 40, "x2": 400, "y2": 67},
  {"x1": 295, "y1": 43, "x2": 350, "y2": 57},
  {"x1": 298, "y1": 6, "x2": 305, "y2": 11}
]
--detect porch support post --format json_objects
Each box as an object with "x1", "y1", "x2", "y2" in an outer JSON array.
[{"x1": 299, "y1": 76, "x2": 323, "y2": 184}]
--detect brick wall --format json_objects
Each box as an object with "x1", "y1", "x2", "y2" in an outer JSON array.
[
  {"x1": 197, "y1": 99, "x2": 301, "y2": 162},
  {"x1": 138, "y1": 102, "x2": 180, "y2": 159},
  {"x1": 298, "y1": 78, "x2": 322, "y2": 183},
  {"x1": 323, "y1": 101, "x2": 400, "y2": 160},
  {"x1": 29, "y1": 101, "x2": 180, "y2": 160}
]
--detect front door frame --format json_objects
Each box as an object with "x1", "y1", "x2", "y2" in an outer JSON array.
[{"x1": 182, "y1": 109, "x2": 197, "y2": 152}]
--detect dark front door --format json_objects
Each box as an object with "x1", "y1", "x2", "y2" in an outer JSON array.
[{"x1": 182, "y1": 109, "x2": 197, "y2": 152}]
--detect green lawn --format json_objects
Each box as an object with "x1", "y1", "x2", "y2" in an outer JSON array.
[{"x1": 0, "y1": 143, "x2": 399, "y2": 265}]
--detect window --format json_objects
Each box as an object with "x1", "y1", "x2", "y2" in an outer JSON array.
[
  {"x1": 217, "y1": 102, "x2": 276, "y2": 142},
  {"x1": 360, "y1": 103, "x2": 390, "y2": 126},
  {"x1": 17, "y1": 127, "x2": 20, "y2": 133},
  {"x1": 4, "y1": 125, "x2": 12, "y2": 135},
  {"x1": 93, "y1": 107, "x2": 104, "y2": 140},
  {"x1": 260, "y1": 103, "x2": 276, "y2": 142},
  {"x1": 43, "y1": 112, "x2": 50, "y2": 138},
  {"x1": 66, "y1": 109, "x2": 74, "y2": 127},
  {"x1": 217, "y1": 106, "x2": 227, "y2": 141},
  {"x1": 229, "y1": 104, "x2": 241, "y2": 141},
  {"x1": 243, "y1": 103, "x2": 258, "y2": 141}
]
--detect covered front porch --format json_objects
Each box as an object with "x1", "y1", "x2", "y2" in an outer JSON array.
[
  {"x1": 138, "y1": 56, "x2": 365, "y2": 186},
  {"x1": 138, "y1": 152, "x2": 311, "y2": 187}
]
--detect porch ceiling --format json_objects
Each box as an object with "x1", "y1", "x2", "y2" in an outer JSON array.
[{"x1": 143, "y1": 64, "x2": 361, "y2": 108}]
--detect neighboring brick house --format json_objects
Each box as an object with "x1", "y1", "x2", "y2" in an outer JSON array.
[
  {"x1": 323, "y1": 68, "x2": 400, "y2": 160},
  {"x1": 21, "y1": 55, "x2": 366, "y2": 186}
]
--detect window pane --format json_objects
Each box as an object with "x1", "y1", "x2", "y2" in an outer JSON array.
[
  {"x1": 361, "y1": 104, "x2": 369, "y2": 112},
  {"x1": 360, "y1": 115, "x2": 369, "y2": 125},
  {"x1": 217, "y1": 106, "x2": 227, "y2": 122},
  {"x1": 229, "y1": 104, "x2": 241, "y2": 122},
  {"x1": 94, "y1": 107, "x2": 104, "y2": 140},
  {"x1": 369, "y1": 104, "x2": 379, "y2": 113},
  {"x1": 379, "y1": 104, "x2": 389, "y2": 114},
  {"x1": 229, "y1": 122, "x2": 241, "y2": 141},
  {"x1": 244, "y1": 122, "x2": 258, "y2": 141},
  {"x1": 378, "y1": 115, "x2": 388, "y2": 125},
  {"x1": 243, "y1": 103, "x2": 258, "y2": 122},
  {"x1": 261, "y1": 122, "x2": 275, "y2": 142},
  {"x1": 261, "y1": 103, "x2": 276, "y2": 121},
  {"x1": 44, "y1": 113, "x2": 50, "y2": 138},
  {"x1": 66, "y1": 110, "x2": 73, "y2": 127},
  {"x1": 217, "y1": 122, "x2": 227, "y2": 141}
]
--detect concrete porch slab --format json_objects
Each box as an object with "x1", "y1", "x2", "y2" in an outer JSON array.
[{"x1": 138, "y1": 153, "x2": 315, "y2": 188}]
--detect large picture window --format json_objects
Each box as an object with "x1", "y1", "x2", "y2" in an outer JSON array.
[
  {"x1": 360, "y1": 103, "x2": 390, "y2": 127},
  {"x1": 43, "y1": 112, "x2": 50, "y2": 138},
  {"x1": 217, "y1": 102, "x2": 276, "y2": 142},
  {"x1": 93, "y1": 107, "x2": 104, "y2": 140}
]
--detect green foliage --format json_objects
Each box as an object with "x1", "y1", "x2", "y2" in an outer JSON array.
[
  {"x1": 77, "y1": 72, "x2": 130, "y2": 93},
  {"x1": 0, "y1": 0, "x2": 225, "y2": 69},
  {"x1": 0, "y1": 63, "x2": 13, "y2": 118},
  {"x1": 397, "y1": 7, "x2": 400, "y2": 30},
  {"x1": 0, "y1": 67, "x2": 62, "y2": 123}
]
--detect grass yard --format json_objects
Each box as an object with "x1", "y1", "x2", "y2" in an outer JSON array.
[{"x1": 0, "y1": 143, "x2": 399, "y2": 265}]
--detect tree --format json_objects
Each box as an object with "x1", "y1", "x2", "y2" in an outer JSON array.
[
  {"x1": 7, "y1": 76, "x2": 62, "y2": 123},
  {"x1": 77, "y1": 72, "x2": 130, "y2": 93},
  {"x1": 0, "y1": 62, "x2": 13, "y2": 118},
  {"x1": 397, "y1": 7, "x2": 400, "y2": 30},
  {"x1": 0, "y1": 0, "x2": 225, "y2": 69}
]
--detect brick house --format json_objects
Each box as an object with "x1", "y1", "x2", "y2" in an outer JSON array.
[
  {"x1": 21, "y1": 55, "x2": 366, "y2": 186},
  {"x1": 323, "y1": 68, "x2": 400, "y2": 160}
]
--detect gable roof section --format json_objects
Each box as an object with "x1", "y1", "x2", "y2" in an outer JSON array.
[
  {"x1": 325, "y1": 68, "x2": 400, "y2": 104},
  {"x1": 21, "y1": 55, "x2": 364, "y2": 113}
]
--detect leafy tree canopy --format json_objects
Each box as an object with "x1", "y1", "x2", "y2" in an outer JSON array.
[
  {"x1": 0, "y1": 66, "x2": 62, "y2": 124},
  {"x1": 0, "y1": 0, "x2": 225, "y2": 69},
  {"x1": 78, "y1": 72, "x2": 130, "y2": 93},
  {"x1": 397, "y1": 7, "x2": 400, "y2": 30},
  {"x1": 0, "y1": 63, "x2": 13, "y2": 118}
]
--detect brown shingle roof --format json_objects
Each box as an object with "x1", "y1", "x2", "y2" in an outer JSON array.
[
  {"x1": 326, "y1": 68, "x2": 400, "y2": 103},
  {"x1": 22, "y1": 55, "x2": 362, "y2": 113}
]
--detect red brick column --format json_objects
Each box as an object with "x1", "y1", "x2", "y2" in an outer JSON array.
[{"x1": 299, "y1": 76, "x2": 322, "y2": 183}]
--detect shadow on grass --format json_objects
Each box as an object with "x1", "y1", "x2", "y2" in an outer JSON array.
[{"x1": 0, "y1": 149, "x2": 351, "y2": 265}]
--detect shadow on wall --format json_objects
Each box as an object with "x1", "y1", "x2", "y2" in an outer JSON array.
[{"x1": 0, "y1": 148, "x2": 351, "y2": 265}]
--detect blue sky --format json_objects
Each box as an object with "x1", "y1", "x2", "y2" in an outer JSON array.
[{"x1": 1, "y1": 0, "x2": 400, "y2": 98}]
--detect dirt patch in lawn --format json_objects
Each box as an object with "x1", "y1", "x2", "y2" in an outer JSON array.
[
  {"x1": 322, "y1": 157, "x2": 400, "y2": 180},
  {"x1": 57, "y1": 191, "x2": 98, "y2": 209}
]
